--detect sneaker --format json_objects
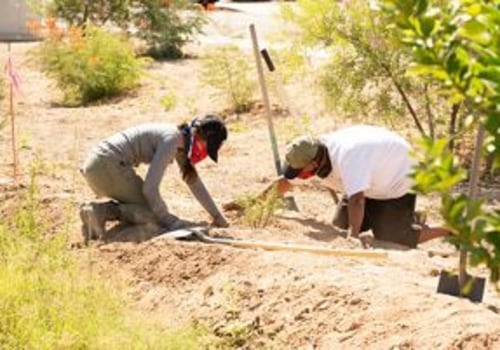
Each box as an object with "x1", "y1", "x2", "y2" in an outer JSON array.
[{"x1": 79, "y1": 202, "x2": 106, "y2": 243}]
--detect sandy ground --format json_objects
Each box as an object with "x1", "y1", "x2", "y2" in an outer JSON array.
[{"x1": 1, "y1": 2, "x2": 500, "y2": 349}]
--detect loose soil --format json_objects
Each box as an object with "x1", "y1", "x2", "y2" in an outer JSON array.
[{"x1": 1, "y1": 2, "x2": 500, "y2": 349}]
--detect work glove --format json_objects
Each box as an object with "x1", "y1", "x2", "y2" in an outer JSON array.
[{"x1": 212, "y1": 213, "x2": 229, "y2": 228}]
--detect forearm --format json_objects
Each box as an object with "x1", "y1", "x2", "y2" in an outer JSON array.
[
  {"x1": 262, "y1": 176, "x2": 292, "y2": 197},
  {"x1": 347, "y1": 193, "x2": 365, "y2": 237},
  {"x1": 187, "y1": 176, "x2": 221, "y2": 219}
]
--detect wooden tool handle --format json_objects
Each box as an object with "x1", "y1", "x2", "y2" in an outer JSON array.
[{"x1": 196, "y1": 233, "x2": 387, "y2": 259}]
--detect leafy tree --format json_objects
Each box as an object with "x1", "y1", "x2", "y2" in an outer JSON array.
[
  {"x1": 43, "y1": 0, "x2": 130, "y2": 26},
  {"x1": 131, "y1": 0, "x2": 206, "y2": 59},
  {"x1": 43, "y1": 0, "x2": 205, "y2": 59},
  {"x1": 382, "y1": 0, "x2": 500, "y2": 290},
  {"x1": 278, "y1": 0, "x2": 460, "y2": 139}
]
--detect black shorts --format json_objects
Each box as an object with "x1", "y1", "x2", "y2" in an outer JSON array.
[{"x1": 332, "y1": 193, "x2": 419, "y2": 248}]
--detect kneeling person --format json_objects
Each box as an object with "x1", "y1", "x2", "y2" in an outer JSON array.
[
  {"x1": 264, "y1": 125, "x2": 449, "y2": 248},
  {"x1": 80, "y1": 115, "x2": 229, "y2": 243}
]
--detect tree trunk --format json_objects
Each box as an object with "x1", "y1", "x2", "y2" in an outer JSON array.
[
  {"x1": 424, "y1": 84, "x2": 435, "y2": 140},
  {"x1": 449, "y1": 103, "x2": 460, "y2": 153}
]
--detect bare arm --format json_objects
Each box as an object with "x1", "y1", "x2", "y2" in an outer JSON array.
[
  {"x1": 327, "y1": 188, "x2": 340, "y2": 204},
  {"x1": 347, "y1": 191, "x2": 365, "y2": 238},
  {"x1": 223, "y1": 176, "x2": 293, "y2": 211},
  {"x1": 143, "y1": 139, "x2": 179, "y2": 222},
  {"x1": 262, "y1": 176, "x2": 293, "y2": 197}
]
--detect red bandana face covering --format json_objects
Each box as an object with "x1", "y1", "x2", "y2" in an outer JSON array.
[
  {"x1": 298, "y1": 169, "x2": 316, "y2": 179},
  {"x1": 189, "y1": 134, "x2": 208, "y2": 165}
]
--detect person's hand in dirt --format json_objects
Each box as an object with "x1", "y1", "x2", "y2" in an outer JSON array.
[
  {"x1": 222, "y1": 201, "x2": 245, "y2": 212},
  {"x1": 211, "y1": 213, "x2": 229, "y2": 228},
  {"x1": 358, "y1": 232, "x2": 374, "y2": 249},
  {"x1": 223, "y1": 176, "x2": 293, "y2": 212}
]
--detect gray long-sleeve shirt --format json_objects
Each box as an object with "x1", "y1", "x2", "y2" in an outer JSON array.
[{"x1": 93, "y1": 123, "x2": 221, "y2": 222}]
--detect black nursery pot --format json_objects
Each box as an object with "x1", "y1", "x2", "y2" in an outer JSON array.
[{"x1": 436, "y1": 270, "x2": 486, "y2": 303}]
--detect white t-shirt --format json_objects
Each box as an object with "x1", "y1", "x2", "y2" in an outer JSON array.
[{"x1": 319, "y1": 125, "x2": 416, "y2": 199}]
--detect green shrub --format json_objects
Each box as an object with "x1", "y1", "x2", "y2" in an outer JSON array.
[
  {"x1": 35, "y1": 24, "x2": 143, "y2": 105},
  {"x1": 42, "y1": 0, "x2": 205, "y2": 59},
  {"x1": 0, "y1": 167, "x2": 232, "y2": 348},
  {"x1": 160, "y1": 92, "x2": 177, "y2": 111},
  {"x1": 42, "y1": 0, "x2": 129, "y2": 27},
  {"x1": 200, "y1": 45, "x2": 257, "y2": 113},
  {"x1": 134, "y1": 0, "x2": 205, "y2": 59},
  {"x1": 278, "y1": 0, "x2": 453, "y2": 138}
]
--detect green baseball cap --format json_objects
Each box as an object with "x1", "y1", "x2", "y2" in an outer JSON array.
[{"x1": 282, "y1": 135, "x2": 320, "y2": 179}]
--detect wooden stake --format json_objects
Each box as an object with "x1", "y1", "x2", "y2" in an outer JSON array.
[
  {"x1": 459, "y1": 125, "x2": 485, "y2": 291},
  {"x1": 7, "y1": 42, "x2": 18, "y2": 184}
]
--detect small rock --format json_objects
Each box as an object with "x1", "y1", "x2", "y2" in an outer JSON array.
[{"x1": 350, "y1": 297, "x2": 362, "y2": 305}]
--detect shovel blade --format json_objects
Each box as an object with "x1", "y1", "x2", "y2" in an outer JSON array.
[
  {"x1": 283, "y1": 195, "x2": 299, "y2": 211},
  {"x1": 436, "y1": 270, "x2": 486, "y2": 303},
  {"x1": 156, "y1": 226, "x2": 207, "y2": 240}
]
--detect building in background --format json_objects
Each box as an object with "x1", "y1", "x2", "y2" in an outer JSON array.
[{"x1": 0, "y1": 0, "x2": 39, "y2": 41}]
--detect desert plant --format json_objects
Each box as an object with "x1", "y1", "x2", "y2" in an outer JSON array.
[
  {"x1": 0, "y1": 163, "x2": 233, "y2": 349},
  {"x1": 42, "y1": 0, "x2": 130, "y2": 26},
  {"x1": 160, "y1": 92, "x2": 177, "y2": 111},
  {"x1": 41, "y1": 0, "x2": 205, "y2": 59},
  {"x1": 35, "y1": 22, "x2": 143, "y2": 105},
  {"x1": 382, "y1": 0, "x2": 500, "y2": 291},
  {"x1": 234, "y1": 186, "x2": 285, "y2": 229},
  {"x1": 200, "y1": 45, "x2": 257, "y2": 113},
  {"x1": 133, "y1": 0, "x2": 205, "y2": 59},
  {"x1": 278, "y1": 0, "x2": 462, "y2": 141}
]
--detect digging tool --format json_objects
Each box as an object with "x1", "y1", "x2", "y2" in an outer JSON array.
[
  {"x1": 249, "y1": 23, "x2": 298, "y2": 211},
  {"x1": 156, "y1": 227, "x2": 388, "y2": 259}
]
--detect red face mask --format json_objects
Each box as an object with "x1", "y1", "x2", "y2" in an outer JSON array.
[
  {"x1": 189, "y1": 134, "x2": 208, "y2": 165},
  {"x1": 298, "y1": 169, "x2": 316, "y2": 179}
]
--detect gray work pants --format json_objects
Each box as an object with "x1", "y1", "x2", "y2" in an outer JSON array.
[{"x1": 81, "y1": 152, "x2": 158, "y2": 226}]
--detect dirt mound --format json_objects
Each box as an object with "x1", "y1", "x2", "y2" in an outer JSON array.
[
  {"x1": 97, "y1": 239, "x2": 238, "y2": 288},
  {"x1": 89, "y1": 235, "x2": 500, "y2": 349}
]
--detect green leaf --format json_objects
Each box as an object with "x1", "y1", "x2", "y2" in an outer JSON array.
[
  {"x1": 459, "y1": 19, "x2": 492, "y2": 45},
  {"x1": 407, "y1": 64, "x2": 449, "y2": 80}
]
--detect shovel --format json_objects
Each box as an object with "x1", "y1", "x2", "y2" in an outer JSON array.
[
  {"x1": 250, "y1": 24, "x2": 298, "y2": 212},
  {"x1": 156, "y1": 226, "x2": 388, "y2": 259}
]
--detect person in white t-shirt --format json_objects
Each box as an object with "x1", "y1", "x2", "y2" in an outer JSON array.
[{"x1": 238, "y1": 125, "x2": 450, "y2": 248}]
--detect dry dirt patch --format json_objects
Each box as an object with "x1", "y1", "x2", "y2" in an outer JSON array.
[{"x1": 1, "y1": 4, "x2": 500, "y2": 349}]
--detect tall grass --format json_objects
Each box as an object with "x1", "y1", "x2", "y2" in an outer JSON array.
[{"x1": 0, "y1": 168, "x2": 227, "y2": 349}]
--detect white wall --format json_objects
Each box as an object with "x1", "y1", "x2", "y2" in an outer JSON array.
[{"x1": 0, "y1": 0, "x2": 38, "y2": 41}]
